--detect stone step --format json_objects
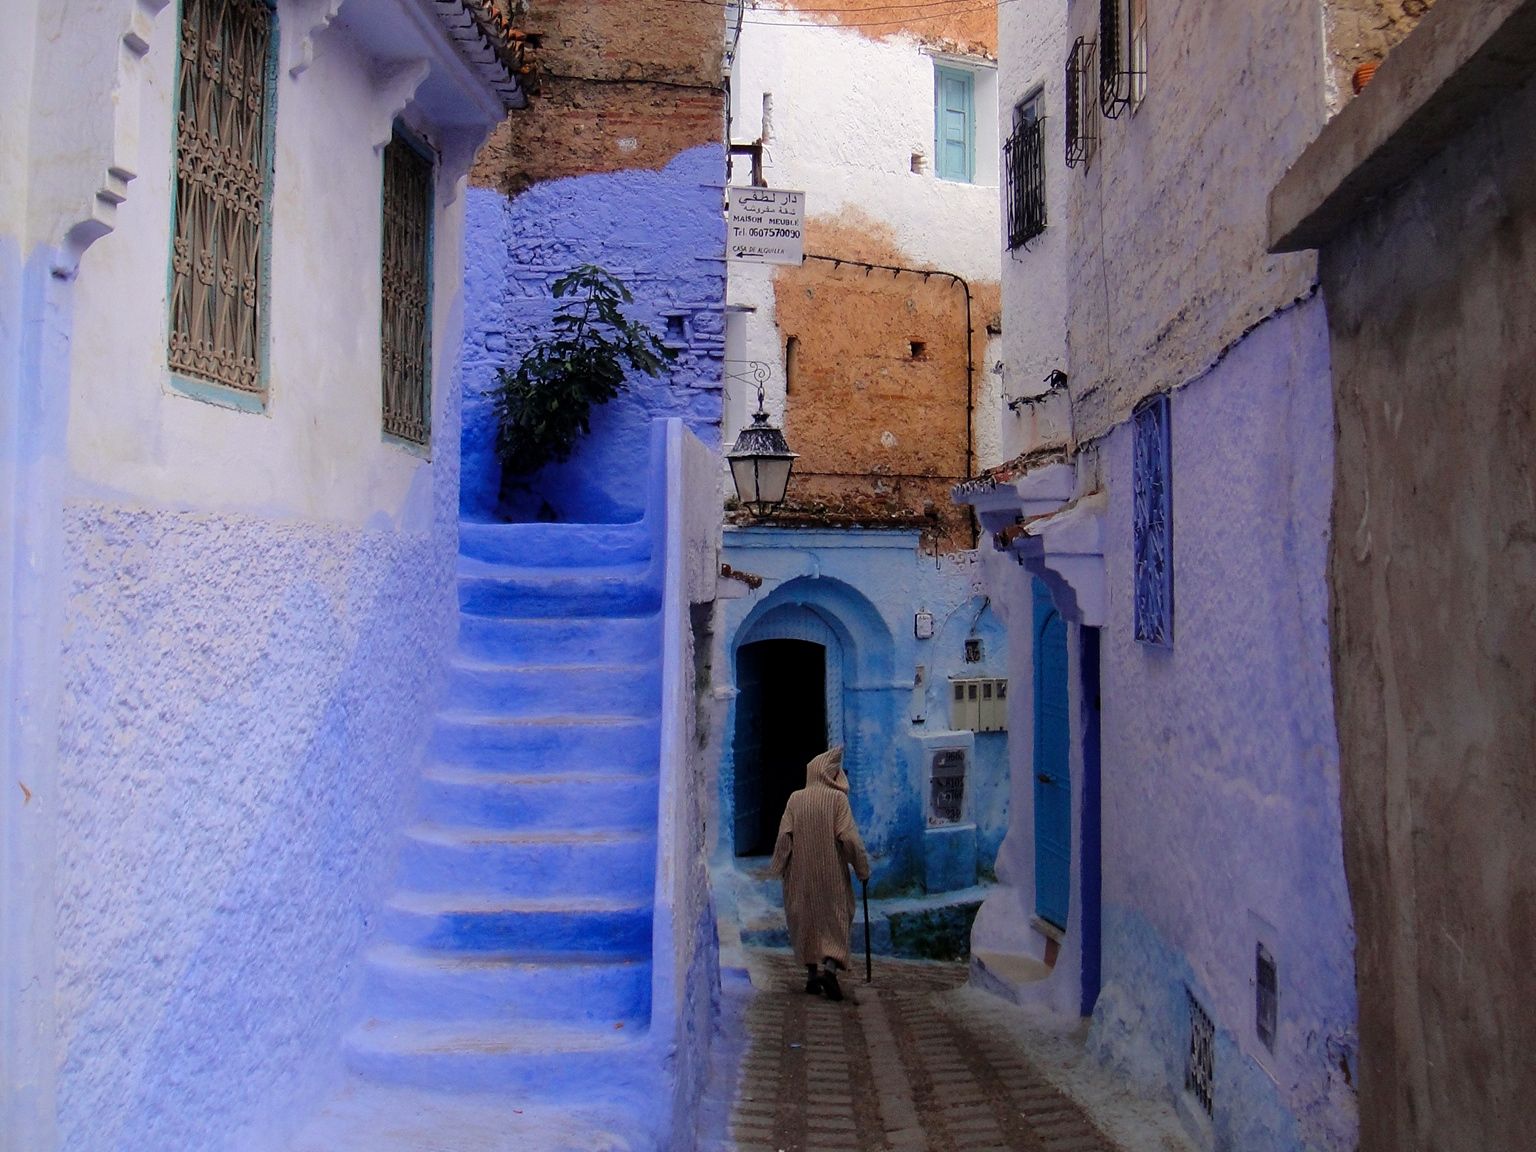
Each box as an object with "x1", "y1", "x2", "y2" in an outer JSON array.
[
  {"x1": 456, "y1": 612, "x2": 660, "y2": 666},
  {"x1": 380, "y1": 892, "x2": 654, "y2": 955},
  {"x1": 457, "y1": 561, "x2": 659, "y2": 618},
  {"x1": 443, "y1": 659, "x2": 659, "y2": 717},
  {"x1": 418, "y1": 767, "x2": 658, "y2": 830},
  {"x1": 427, "y1": 714, "x2": 661, "y2": 771},
  {"x1": 361, "y1": 943, "x2": 652, "y2": 1027},
  {"x1": 396, "y1": 825, "x2": 656, "y2": 898},
  {"x1": 343, "y1": 1017, "x2": 651, "y2": 1095},
  {"x1": 459, "y1": 520, "x2": 651, "y2": 568}
]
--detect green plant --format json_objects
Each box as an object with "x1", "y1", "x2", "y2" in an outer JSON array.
[{"x1": 492, "y1": 264, "x2": 675, "y2": 479}]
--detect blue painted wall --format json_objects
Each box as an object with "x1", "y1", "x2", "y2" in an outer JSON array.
[
  {"x1": 460, "y1": 146, "x2": 726, "y2": 524},
  {"x1": 716, "y1": 527, "x2": 1010, "y2": 897},
  {"x1": 1088, "y1": 298, "x2": 1357, "y2": 1151}
]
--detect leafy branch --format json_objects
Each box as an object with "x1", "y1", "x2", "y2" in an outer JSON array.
[{"x1": 492, "y1": 264, "x2": 676, "y2": 479}]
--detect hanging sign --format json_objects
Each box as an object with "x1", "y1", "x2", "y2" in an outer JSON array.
[{"x1": 727, "y1": 187, "x2": 805, "y2": 265}]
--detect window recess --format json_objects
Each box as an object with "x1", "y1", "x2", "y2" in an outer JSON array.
[
  {"x1": 169, "y1": 0, "x2": 277, "y2": 399},
  {"x1": 1004, "y1": 94, "x2": 1047, "y2": 248},
  {"x1": 381, "y1": 127, "x2": 435, "y2": 447},
  {"x1": 1099, "y1": 0, "x2": 1147, "y2": 118}
]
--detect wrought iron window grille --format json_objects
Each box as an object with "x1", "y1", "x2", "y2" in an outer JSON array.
[
  {"x1": 1098, "y1": 0, "x2": 1146, "y2": 118},
  {"x1": 381, "y1": 127, "x2": 435, "y2": 447},
  {"x1": 169, "y1": 0, "x2": 277, "y2": 398},
  {"x1": 1004, "y1": 113, "x2": 1047, "y2": 249},
  {"x1": 1132, "y1": 392, "x2": 1173, "y2": 646},
  {"x1": 1186, "y1": 989, "x2": 1215, "y2": 1115},
  {"x1": 1065, "y1": 38, "x2": 1100, "y2": 169}
]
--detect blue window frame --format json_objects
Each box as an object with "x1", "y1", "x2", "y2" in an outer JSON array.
[
  {"x1": 1132, "y1": 392, "x2": 1173, "y2": 646},
  {"x1": 934, "y1": 65, "x2": 976, "y2": 183}
]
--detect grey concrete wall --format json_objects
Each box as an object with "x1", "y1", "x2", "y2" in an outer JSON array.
[{"x1": 1319, "y1": 58, "x2": 1536, "y2": 1152}]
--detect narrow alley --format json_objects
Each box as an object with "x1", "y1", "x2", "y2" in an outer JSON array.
[{"x1": 699, "y1": 950, "x2": 1192, "y2": 1152}]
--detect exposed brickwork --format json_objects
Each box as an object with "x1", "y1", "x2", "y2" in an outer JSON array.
[
  {"x1": 767, "y1": 215, "x2": 1001, "y2": 553},
  {"x1": 1326, "y1": 0, "x2": 1437, "y2": 103},
  {"x1": 779, "y1": 0, "x2": 997, "y2": 58},
  {"x1": 471, "y1": 0, "x2": 727, "y2": 193}
]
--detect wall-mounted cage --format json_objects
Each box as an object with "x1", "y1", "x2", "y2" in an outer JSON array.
[
  {"x1": 1065, "y1": 37, "x2": 1100, "y2": 169},
  {"x1": 1185, "y1": 989, "x2": 1215, "y2": 1116},
  {"x1": 927, "y1": 747, "x2": 968, "y2": 826},
  {"x1": 950, "y1": 677, "x2": 1008, "y2": 732}
]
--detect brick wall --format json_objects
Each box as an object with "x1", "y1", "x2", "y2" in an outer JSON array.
[{"x1": 471, "y1": 0, "x2": 727, "y2": 192}]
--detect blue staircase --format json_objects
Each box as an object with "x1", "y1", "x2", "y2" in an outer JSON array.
[{"x1": 343, "y1": 518, "x2": 665, "y2": 1100}]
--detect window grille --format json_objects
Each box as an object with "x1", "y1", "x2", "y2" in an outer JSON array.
[
  {"x1": 1065, "y1": 38, "x2": 1099, "y2": 169},
  {"x1": 1004, "y1": 107, "x2": 1046, "y2": 248},
  {"x1": 1186, "y1": 989, "x2": 1215, "y2": 1115},
  {"x1": 1256, "y1": 942, "x2": 1278, "y2": 1052},
  {"x1": 381, "y1": 130, "x2": 434, "y2": 446},
  {"x1": 1099, "y1": 0, "x2": 1146, "y2": 117},
  {"x1": 169, "y1": 0, "x2": 276, "y2": 397},
  {"x1": 1132, "y1": 392, "x2": 1173, "y2": 646}
]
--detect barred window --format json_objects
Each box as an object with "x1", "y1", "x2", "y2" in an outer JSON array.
[
  {"x1": 381, "y1": 129, "x2": 435, "y2": 446},
  {"x1": 169, "y1": 0, "x2": 276, "y2": 397},
  {"x1": 1065, "y1": 37, "x2": 1099, "y2": 169},
  {"x1": 1004, "y1": 92, "x2": 1046, "y2": 249}
]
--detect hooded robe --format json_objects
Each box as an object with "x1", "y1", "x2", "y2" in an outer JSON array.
[{"x1": 769, "y1": 746, "x2": 872, "y2": 969}]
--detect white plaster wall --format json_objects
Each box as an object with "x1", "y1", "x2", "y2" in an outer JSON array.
[
  {"x1": 724, "y1": 11, "x2": 1002, "y2": 450},
  {"x1": 995, "y1": 0, "x2": 1070, "y2": 461},
  {"x1": 68, "y1": 12, "x2": 463, "y2": 529}
]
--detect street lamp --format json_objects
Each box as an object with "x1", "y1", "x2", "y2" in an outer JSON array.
[{"x1": 726, "y1": 378, "x2": 797, "y2": 516}]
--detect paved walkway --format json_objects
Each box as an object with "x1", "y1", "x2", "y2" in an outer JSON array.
[{"x1": 698, "y1": 950, "x2": 1140, "y2": 1152}]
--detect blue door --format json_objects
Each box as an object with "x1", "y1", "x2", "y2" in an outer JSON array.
[{"x1": 1033, "y1": 580, "x2": 1072, "y2": 928}]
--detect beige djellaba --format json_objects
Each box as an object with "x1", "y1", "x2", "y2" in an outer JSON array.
[{"x1": 769, "y1": 747, "x2": 872, "y2": 969}]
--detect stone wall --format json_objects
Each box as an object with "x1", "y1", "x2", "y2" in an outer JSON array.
[
  {"x1": 1324, "y1": 0, "x2": 1437, "y2": 107},
  {"x1": 472, "y1": 0, "x2": 724, "y2": 194},
  {"x1": 458, "y1": 147, "x2": 727, "y2": 522}
]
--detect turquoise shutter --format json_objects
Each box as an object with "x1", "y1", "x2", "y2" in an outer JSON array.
[{"x1": 935, "y1": 67, "x2": 975, "y2": 182}]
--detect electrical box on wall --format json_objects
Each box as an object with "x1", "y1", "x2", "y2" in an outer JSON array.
[{"x1": 949, "y1": 677, "x2": 1008, "y2": 732}]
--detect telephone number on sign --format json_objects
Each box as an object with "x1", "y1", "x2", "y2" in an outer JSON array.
[{"x1": 747, "y1": 227, "x2": 801, "y2": 239}]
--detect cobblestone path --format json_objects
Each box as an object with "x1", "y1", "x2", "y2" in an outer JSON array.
[{"x1": 698, "y1": 950, "x2": 1125, "y2": 1152}]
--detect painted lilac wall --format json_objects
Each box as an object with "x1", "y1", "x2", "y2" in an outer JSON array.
[
  {"x1": 1087, "y1": 297, "x2": 1357, "y2": 1152},
  {"x1": 460, "y1": 146, "x2": 727, "y2": 524}
]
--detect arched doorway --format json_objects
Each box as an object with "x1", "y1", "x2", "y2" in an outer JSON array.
[{"x1": 732, "y1": 639, "x2": 828, "y2": 856}]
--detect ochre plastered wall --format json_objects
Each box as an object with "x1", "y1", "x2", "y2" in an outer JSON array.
[
  {"x1": 779, "y1": 0, "x2": 996, "y2": 56},
  {"x1": 771, "y1": 215, "x2": 1000, "y2": 552},
  {"x1": 471, "y1": 0, "x2": 726, "y2": 193}
]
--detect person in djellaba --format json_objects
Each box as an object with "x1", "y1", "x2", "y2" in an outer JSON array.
[{"x1": 769, "y1": 746, "x2": 871, "y2": 1001}]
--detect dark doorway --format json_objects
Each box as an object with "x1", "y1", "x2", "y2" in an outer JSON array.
[{"x1": 733, "y1": 639, "x2": 828, "y2": 856}]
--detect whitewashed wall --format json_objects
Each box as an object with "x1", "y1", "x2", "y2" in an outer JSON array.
[
  {"x1": 724, "y1": 11, "x2": 1003, "y2": 459},
  {"x1": 1, "y1": 3, "x2": 509, "y2": 1150},
  {"x1": 994, "y1": 0, "x2": 1070, "y2": 462}
]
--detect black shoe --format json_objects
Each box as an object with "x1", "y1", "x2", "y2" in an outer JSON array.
[
  {"x1": 804, "y1": 974, "x2": 823, "y2": 994},
  {"x1": 822, "y1": 969, "x2": 843, "y2": 1001}
]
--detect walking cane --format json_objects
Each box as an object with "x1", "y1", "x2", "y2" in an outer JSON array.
[{"x1": 862, "y1": 879, "x2": 873, "y2": 984}]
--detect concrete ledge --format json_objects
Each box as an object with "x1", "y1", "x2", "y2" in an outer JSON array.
[{"x1": 1270, "y1": 0, "x2": 1536, "y2": 252}]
